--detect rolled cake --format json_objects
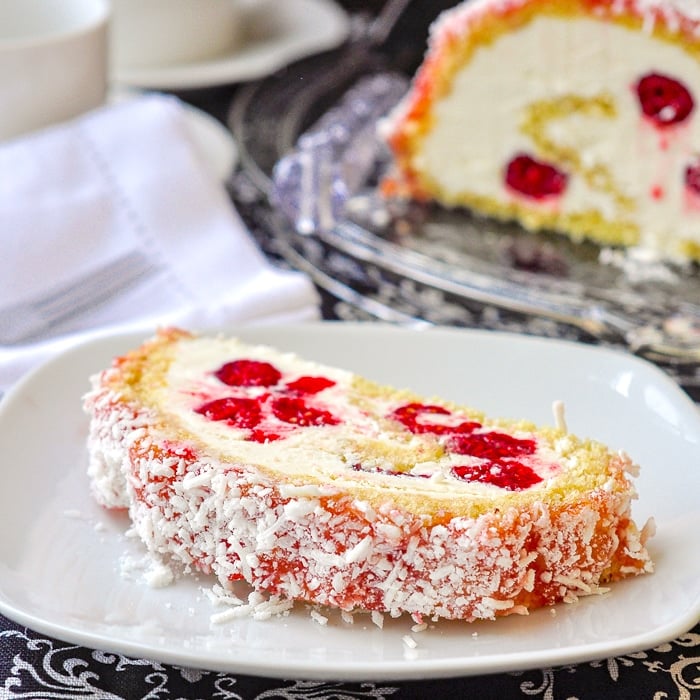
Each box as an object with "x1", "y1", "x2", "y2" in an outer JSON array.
[
  {"x1": 381, "y1": 0, "x2": 700, "y2": 261},
  {"x1": 84, "y1": 328, "x2": 653, "y2": 622}
]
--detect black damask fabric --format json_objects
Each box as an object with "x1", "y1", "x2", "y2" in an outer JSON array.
[{"x1": 2, "y1": 615, "x2": 699, "y2": 699}]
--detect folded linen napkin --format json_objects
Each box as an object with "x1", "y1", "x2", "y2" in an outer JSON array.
[{"x1": 0, "y1": 94, "x2": 320, "y2": 393}]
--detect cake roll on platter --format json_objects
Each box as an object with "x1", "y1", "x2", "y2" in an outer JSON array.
[{"x1": 382, "y1": 0, "x2": 700, "y2": 262}]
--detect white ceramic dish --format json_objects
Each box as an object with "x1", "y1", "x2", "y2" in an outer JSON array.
[
  {"x1": 0, "y1": 323, "x2": 698, "y2": 681},
  {"x1": 110, "y1": 88, "x2": 238, "y2": 181},
  {"x1": 111, "y1": 0, "x2": 350, "y2": 90},
  {"x1": 168, "y1": 100, "x2": 238, "y2": 181},
  {"x1": 0, "y1": 0, "x2": 109, "y2": 140}
]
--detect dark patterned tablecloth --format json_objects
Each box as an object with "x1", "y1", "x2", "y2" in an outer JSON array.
[
  {"x1": 0, "y1": 621, "x2": 699, "y2": 700},
  {"x1": 1, "y1": 615, "x2": 700, "y2": 699}
]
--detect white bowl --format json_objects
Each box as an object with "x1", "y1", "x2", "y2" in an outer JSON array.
[{"x1": 0, "y1": 0, "x2": 109, "y2": 140}]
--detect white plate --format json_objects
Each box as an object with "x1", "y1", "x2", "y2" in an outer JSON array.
[
  {"x1": 0, "y1": 323, "x2": 698, "y2": 681},
  {"x1": 111, "y1": 0, "x2": 350, "y2": 90}
]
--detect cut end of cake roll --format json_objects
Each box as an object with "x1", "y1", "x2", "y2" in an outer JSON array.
[
  {"x1": 83, "y1": 327, "x2": 653, "y2": 622},
  {"x1": 381, "y1": 0, "x2": 700, "y2": 262}
]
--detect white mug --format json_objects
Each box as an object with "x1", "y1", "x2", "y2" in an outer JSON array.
[
  {"x1": 111, "y1": 0, "x2": 246, "y2": 70},
  {"x1": 0, "y1": 0, "x2": 110, "y2": 141}
]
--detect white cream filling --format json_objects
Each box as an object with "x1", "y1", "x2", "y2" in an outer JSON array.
[
  {"x1": 153, "y1": 337, "x2": 570, "y2": 497},
  {"x1": 416, "y1": 15, "x2": 700, "y2": 254}
]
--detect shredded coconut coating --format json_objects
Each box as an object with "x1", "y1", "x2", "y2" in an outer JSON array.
[{"x1": 83, "y1": 329, "x2": 653, "y2": 622}]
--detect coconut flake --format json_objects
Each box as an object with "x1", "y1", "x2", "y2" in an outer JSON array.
[{"x1": 552, "y1": 400, "x2": 568, "y2": 433}]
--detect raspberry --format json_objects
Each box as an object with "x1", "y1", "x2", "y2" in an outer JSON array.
[
  {"x1": 636, "y1": 73, "x2": 694, "y2": 127},
  {"x1": 686, "y1": 157, "x2": 700, "y2": 195},
  {"x1": 505, "y1": 154, "x2": 567, "y2": 199},
  {"x1": 214, "y1": 359, "x2": 281, "y2": 387},
  {"x1": 271, "y1": 396, "x2": 340, "y2": 427},
  {"x1": 451, "y1": 461, "x2": 542, "y2": 491},
  {"x1": 391, "y1": 403, "x2": 481, "y2": 435},
  {"x1": 248, "y1": 429, "x2": 283, "y2": 443},
  {"x1": 448, "y1": 431, "x2": 536, "y2": 460},
  {"x1": 285, "y1": 376, "x2": 336, "y2": 394},
  {"x1": 194, "y1": 396, "x2": 261, "y2": 429}
]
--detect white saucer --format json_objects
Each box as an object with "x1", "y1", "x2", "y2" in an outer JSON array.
[
  {"x1": 178, "y1": 100, "x2": 238, "y2": 181},
  {"x1": 111, "y1": 0, "x2": 350, "y2": 90},
  {"x1": 110, "y1": 88, "x2": 238, "y2": 181}
]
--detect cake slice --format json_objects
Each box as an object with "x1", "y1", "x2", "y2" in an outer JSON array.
[
  {"x1": 381, "y1": 0, "x2": 700, "y2": 261},
  {"x1": 83, "y1": 327, "x2": 653, "y2": 622}
]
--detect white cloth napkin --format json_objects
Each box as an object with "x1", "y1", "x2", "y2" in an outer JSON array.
[{"x1": 0, "y1": 93, "x2": 320, "y2": 393}]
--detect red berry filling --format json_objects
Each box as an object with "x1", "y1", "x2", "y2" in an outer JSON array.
[
  {"x1": 248, "y1": 429, "x2": 283, "y2": 444},
  {"x1": 451, "y1": 462, "x2": 542, "y2": 491},
  {"x1": 448, "y1": 431, "x2": 536, "y2": 460},
  {"x1": 686, "y1": 157, "x2": 700, "y2": 196},
  {"x1": 390, "y1": 402, "x2": 544, "y2": 491},
  {"x1": 197, "y1": 360, "x2": 339, "y2": 440},
  {"x1": 636, "y1": 73, "x2": 694, "y2": 128},
  {"x1": 195, "y1": 397, "x2": 261, "y2": 428},
  {"x1": 504, "y1": 154, "x2": 568, "y2": 200},
  {"x1": 285, "y1": 376, "x2": 336, "y2": 394},
  {"x1": 215, "y1": 359, "x2": 282, "y2": 387},
  {"x1": 391, "y1": 403, "x2": 481, "y2": 435},
  {"x1": 271, "y1": 396, "x2": 340, "y2": 427}
]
